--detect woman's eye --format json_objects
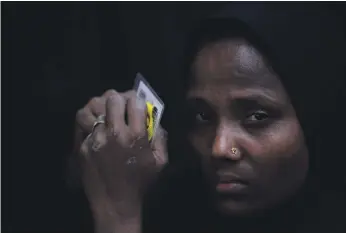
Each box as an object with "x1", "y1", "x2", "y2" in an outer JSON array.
[
  {"x1": 195, "y1": 112, "x2": 212, "y2": 124},
  {"x1": 244, "y1": 110, "x2": 269, "y2": 123}
]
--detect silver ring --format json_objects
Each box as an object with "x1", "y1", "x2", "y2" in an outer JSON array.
[
  {"x1": 91, "y1": 115, "x2": 106, "y2": 134},
  {"x1": 85, "y1": 115, "x2": 106, "y2": 143}
]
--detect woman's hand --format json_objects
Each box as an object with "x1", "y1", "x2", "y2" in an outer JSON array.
[{"x1": 74, "y1": 89, "x2": 168, "y2": 232}]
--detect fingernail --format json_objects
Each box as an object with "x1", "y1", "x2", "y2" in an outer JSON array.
[{"x1": 136, "y1": 97, "x2": 146, "y2": 110}]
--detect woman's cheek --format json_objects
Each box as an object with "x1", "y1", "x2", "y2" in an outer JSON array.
[
  {"x1": 244, "y1": 118, "x2": 305, "y2": 164},
  {"x1": 188, "y1": 117, "x2": 305, "y2": 165}
]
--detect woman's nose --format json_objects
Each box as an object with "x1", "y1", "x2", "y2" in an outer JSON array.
[{"x1": 212, "y1": 128, "x2": 242, "y2": 160}]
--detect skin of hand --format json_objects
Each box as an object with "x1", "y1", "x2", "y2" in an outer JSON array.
[{"x1": 74, "y1": 89, "x2": 168, "y2": 233}]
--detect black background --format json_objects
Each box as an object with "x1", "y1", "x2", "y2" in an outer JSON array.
[
  {"x1": 2, "y1": 2, "x2": 346, "y2": 232},
  {"x1": 2, "y1": 2, "x2": 226, "y2": 231}
]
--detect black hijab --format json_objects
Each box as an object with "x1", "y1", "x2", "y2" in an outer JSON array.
[
  {"x1": 184, "y1": 2, "x2": 346, "y2": 184},
  {"x1": 144, "y1": 3, "x2": 346, "y2": 233}
]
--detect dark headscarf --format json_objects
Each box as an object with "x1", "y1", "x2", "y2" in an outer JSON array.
[
  {"x1": 145, "y1": 3, "x2": 346, "y2": 233},
  {"x1": 183, "y1": 2, "x2": 346, "y2": 184}
]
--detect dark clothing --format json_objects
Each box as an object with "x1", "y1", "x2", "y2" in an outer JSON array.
[{"x1": 144, "y1": 3, "x2": 346, "y2": 233}]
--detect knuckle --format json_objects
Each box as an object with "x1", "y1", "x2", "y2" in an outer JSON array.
[
  {"x1": 103, "y1": 89, "x2": 118, "y2": 97},
  {"x1": 107, "y1": 93, "x2": 124, "y2": 105},
  {"x1": 88, "y1": 97, "x2": 101, "y2": 108},
  {"x1": 107, "y1": 125, "x2": 121, "y2": 138},
  {"x1": 113, "y1": 130, "x2": 131, "y2": 146},
  {"x1": 131, "y1": 129, "x2": 147, "y2": 140}
]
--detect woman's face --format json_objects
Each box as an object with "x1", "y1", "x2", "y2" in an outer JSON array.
[{"x1": 186, "y1": 39, "x2": 309, "y2": 216}]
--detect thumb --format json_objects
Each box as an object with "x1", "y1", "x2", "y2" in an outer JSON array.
[{"x1": 152, "y1": 125, "x2": 168, "y2": 167}]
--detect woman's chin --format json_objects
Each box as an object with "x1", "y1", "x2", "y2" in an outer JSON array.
[{"x1": 215, "y1": 198, "x2": 265, "y2": 217}]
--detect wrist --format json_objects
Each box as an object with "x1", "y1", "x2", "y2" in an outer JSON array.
[
  {"x1": 94, "y1": 214, "x2": 141, "y2": 233},
  {"x1": 92, "y1": 199, "x2": 142, "y2": 233},
  {"x1": 91, "y1": 197, "x2": 142, "y2": 219}
]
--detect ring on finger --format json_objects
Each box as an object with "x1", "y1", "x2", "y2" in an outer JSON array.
[
  {"x1": 86, "y1": 115, "x2": 106, "y2": 146},
  {"x1": 92, "y1": 115, "x2": 106, "y2": 134}
]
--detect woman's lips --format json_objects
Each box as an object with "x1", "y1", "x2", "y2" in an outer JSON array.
[
  {"x1": 216, "y1": 174, "x2": 249, "y2": 194},
  {"x1": 216, "y1": 181, "x2": 248, "y2": 193}
]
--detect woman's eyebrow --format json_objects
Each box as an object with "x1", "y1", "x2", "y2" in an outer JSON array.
[
  {"x1": 185, "y1": 96, "x2": 220, "y2": 113},
  {"x1": 186, "y1": 97, "x2": 210, "y2": 107},
  {"x1": 229, "y1": 88, "x2": 287, "y2": 107}
]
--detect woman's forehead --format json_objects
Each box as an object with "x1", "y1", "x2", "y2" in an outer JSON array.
[{"x1": 191, "y1": 39, "x2": 283, "y2": 91}]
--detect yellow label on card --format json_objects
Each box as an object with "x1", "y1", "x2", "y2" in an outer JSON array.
[
  {"x1": 146, "y1": 102, "x2": 158, "y2": 142},
  {"x1": 134, "y1": 73, "x2": 164, "y2": 143}
]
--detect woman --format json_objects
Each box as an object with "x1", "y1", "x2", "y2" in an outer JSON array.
[{"x1": 73, "y1": 3, "x2": 345, "y2": 233}]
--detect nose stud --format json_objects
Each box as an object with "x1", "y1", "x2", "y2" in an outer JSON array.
[
  {"x1": 229, "y1": 146, "x2": 241, "y2": 160},
  {"x1": 231, "y1": 147, "x2": 237, "y2": 155}
]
